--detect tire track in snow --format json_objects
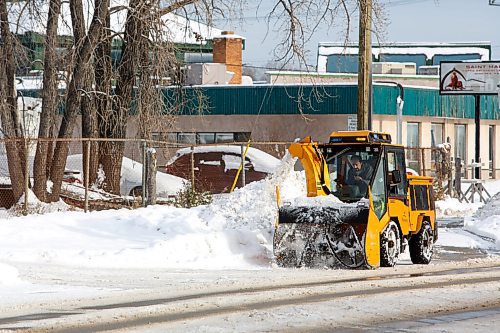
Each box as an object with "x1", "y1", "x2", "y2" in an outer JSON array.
[{"x1": 6, "y1": 265, "x2": 500, "y2": 333}]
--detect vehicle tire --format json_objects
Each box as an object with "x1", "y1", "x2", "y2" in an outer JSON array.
[
  {"x1": 380, "y1": 221, "x2": 400, "y2": 267},
  {"x1": 409, "y1": 221, "x2": 434, "y2": 264},
  {"x1": 130, "y1": 186, "x2": 143, "y2": 197}
]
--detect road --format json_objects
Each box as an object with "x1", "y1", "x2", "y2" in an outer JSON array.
[{"x1": 1, "y1": 219, "x2": 499, "y2": 333}]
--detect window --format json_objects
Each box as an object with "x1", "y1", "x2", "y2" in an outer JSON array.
[
  {"x1": 406, "y1": 122, "x2": 420, "y2": 172},
  {"x1": 215, "y1": 133, "x2": 234, "y2": 143},
  {"x1": 454, "y1": 124, "x2": 466, "y2": 162},
  {"x1": 198, "y1": 133, "x2": 215, "y2": 144},
  {"x1": 326, "y1": 55, "x2": 359, "y2": 73},
  {"x1": 379, "y1": 54, "x2": 427, "y2": 68},
  {"x1": 431, "y1": 123, "x2": 443, "y2": 146},
  {"x1": 178, "y1": 133, "x2": 196, "y2": 144},
  {"x1": 372, "y1": 153, "x2": 387, "y2": 220},
  {"x1": 323, "y1": 146, "x2": 380, "y2": 202},
  {"x1": 431, "y1": 123, "x2": 444, "y2": 166},
  {"x1": 432, "y1": 53, "x2": 481, "y2": 65},
  {"x1": 411, "y1": 185, "x2": 430, "y2": 211},
  {"x1": 151, "y1": 132, "x2": 251, "y2": 145},
  {"x1": 387, "y1": 149, "x2": 407, "y2": 197}
]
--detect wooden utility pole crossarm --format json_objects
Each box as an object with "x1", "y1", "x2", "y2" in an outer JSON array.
[{"x1": 357, "y1": 0, "x2": 372, "y2": 130}]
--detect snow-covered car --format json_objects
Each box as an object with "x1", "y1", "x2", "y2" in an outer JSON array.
[
  {"x1": 66, "y1": 155, "x2": 186, "y2": 197},
  {"x1": 165, "y1": 145, "x2": 281, "y2": 193}
]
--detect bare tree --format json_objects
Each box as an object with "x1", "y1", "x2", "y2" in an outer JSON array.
[
  {"x1": 47, "y1": 0, "x2": 110, "y2": 201},
  {"x1": 4, "y1": 0, "x2": 387, "y2": 202},
  {"x1": 33, "y1": 0, "x2": 62, "y2": 201},
  {"x1": 0, "y1": 0, "x2": 27, "y2": 202}
]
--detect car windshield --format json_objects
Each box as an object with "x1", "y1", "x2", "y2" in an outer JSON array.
[{"x1": 322, "y1": 145, "x2": 381, "y2": 202}]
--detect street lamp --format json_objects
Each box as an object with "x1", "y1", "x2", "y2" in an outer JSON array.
[{"x1": 374, "y1": 81, "x2": 404, "y2": 144}]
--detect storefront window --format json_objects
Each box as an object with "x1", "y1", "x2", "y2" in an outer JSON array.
[
  {"x1": 406, "y1": 122, "x2": 420, "y2": 171},
  {"x1": 455, "y1": 124, "x2": 466, "y2": 162}
]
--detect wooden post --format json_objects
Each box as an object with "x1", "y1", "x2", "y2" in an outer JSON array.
[
  {"x1": 84, "y1": 139, "x2": 90, "y2": 213},
  {"x1": 357, "y1": 0, "x2": 372, "y2": 130},
  {"x1": 454, "y1": 157, "x2": 467, "y2": 202},
  {"x1": 474, "y1": 95, "x2": 481, "y2": 179},
  {"x1": 241, "y1": 144, "x2": 246, "y2": 187},
  {"x1": 447, "y1": 145, "x2": 453, "y2": 197},
  {"x1": 146, "y1": 148, "x2": 157, "y2": 205},
  {"x1": 23, "y1": 138, "x2": 29, "y2": 215},
  {"x1": 421, "y1": 148, "x2": 426, "y2": 176},
  {"x1": 142, "y1": 140, "x2": 147, "y2": 207},
  {"x1": 190, "y1": 146, "x2": 195, "y2": 192}
]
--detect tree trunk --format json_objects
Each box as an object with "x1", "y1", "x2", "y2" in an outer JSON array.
[
  {"x1": 94, "y1": 12, "x2": 112, "y2": 188},
  {"x1": 33, "y1": 0, "x2": 62, "y2": 202},
  {"x1": 102, "y1": 0, "x2": 151, "y2": 195},
  {"x1": 0, "y1": 0, "x2": 27, "y2": 202},
  {"x1": 48, "y1": 0, "x2": 110, "y2": 201},
  {"x1": 71, "y1": 0, "x2": 99, "y2": 188}
]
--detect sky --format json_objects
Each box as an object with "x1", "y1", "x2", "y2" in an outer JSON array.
[{"x1": 216, "y1": 0, "x2": 500, "y2": 70}]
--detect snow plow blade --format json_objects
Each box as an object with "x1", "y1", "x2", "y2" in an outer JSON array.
[{"x1": 274, "y1": 205, "x2": 370, "y2": 268}]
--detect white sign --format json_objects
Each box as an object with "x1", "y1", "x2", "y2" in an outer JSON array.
[
  {"x1": 440, "y1": 61, "x2": 500, "y2": 95},
  {"x1": 347, "y1": 116, "x2": 357, "y2": 131}
]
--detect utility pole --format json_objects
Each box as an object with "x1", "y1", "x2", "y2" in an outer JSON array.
[{"x1": 357, "y1": 0, "x2": 372, "y2": 130}]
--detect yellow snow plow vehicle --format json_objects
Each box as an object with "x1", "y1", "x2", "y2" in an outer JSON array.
[{"x1": 274, "y1": 131, "x2": 437, "y2": 268}]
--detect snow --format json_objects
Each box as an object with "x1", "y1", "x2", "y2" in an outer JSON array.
[
  {"x1": 435, "y1": 197, "x2": 483, "y2": 218},
  {"x1": 8, "y1": 1, "x2": 222, "y2": 45},
  {"x1": 463, "y1": 191, "x2": 500, "y2": 249},
  {"x1": 0, "y1": 155, "x2": 499, "y2": 291},
  {"x1": 317, "y1": 43, "x2": 491, "y2": 73},
  {"x1": 0, "y1": 263, "x2": 22, "y2": 286},
  {"x1": 167, "y1": 145, "x2": 281, "y2": 173},
  {"x1": 65, "y1": 154, "x2": 186, "y2": 197}
]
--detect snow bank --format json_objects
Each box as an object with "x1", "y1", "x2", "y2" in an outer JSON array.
[
  {"x1": 435, "y1": 197, "x2": 483, "y2": 218},
  {"x1": 4, "y1": 189, "x2": 71, "y2": 217},
  {"x1": 0, "y1": 262, "x2": 23, "y2": 285},
  {"x1": 464, "y1": 192, "x2": 500, "y2": 250},
  {"x1": 2, "y1": 154, "x2": 497, "y2": 271},
  {"x1": 0, "y1": 154, "x2": 305, "y2": 270}
]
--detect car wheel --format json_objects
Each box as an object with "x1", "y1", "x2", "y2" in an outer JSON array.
[{"x1": 130, "y1": 186, "x2": 143, "y2": 197}]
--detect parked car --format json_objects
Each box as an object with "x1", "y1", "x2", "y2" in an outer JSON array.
[
  {"x1": 165, "y1": 145, "x2": 281, "y2": 193},
  {"x1": 65, "y1": 154, "x2": 187, "y2": 197}
]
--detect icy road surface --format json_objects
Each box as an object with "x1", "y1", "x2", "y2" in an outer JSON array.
[{"x1": 1, "y1": 253, "x2": 500, "y2": 333}]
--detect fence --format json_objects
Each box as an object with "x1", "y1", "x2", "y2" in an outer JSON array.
[
  {"x1": 0, "y1": 138, "x2": 291, "y2": 217},
  {"x1": 0, "y1": 138, "x2": 468, "y2": 217}
]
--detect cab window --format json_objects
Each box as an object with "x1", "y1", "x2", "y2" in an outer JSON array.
[{"x1": 386, "y1": 149, "x2": 407, "y2": 197}]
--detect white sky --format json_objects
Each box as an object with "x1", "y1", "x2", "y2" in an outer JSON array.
[{"x1": 216, "y1": 0, "x2": 500, "y2": 69}]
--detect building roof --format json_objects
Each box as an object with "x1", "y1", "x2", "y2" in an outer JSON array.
[
  {"x1": 317, "y1": 42, "x2": 492, "y2": 73},
  {"x1": 8, "y1": 0, "x2": 222, "y2": 45}
]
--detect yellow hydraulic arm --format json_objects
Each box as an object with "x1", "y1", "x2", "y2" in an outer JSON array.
[{"x1": 288, "y1": 137, "x2": 331, "y2": 197}]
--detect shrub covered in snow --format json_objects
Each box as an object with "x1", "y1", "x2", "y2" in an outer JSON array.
[{"x1": 173, "y1": 184, "x2": 212, "y2": 208}]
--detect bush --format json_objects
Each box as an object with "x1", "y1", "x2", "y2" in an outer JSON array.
[
  {"x1": 173, "y1": 184, "x2": 212, "y2": 208},
  {"x1": 433, "y1": 178, "x2": 446, "y2": 201}
]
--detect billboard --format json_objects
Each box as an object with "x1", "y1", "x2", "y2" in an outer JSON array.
[{"x1": 439, "y1": 61, "x2": 500, "y2": 95}]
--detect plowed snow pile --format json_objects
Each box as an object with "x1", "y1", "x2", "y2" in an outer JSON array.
[
  {"x1": 0, "y1": 154, "x2": 305, "y2": 271},
  {"x1": 464, "y1": 191, "x2": 500, "y2": 250},
  {"x1": 2, "y1": 155, "x2": 499, "y2": 277}
]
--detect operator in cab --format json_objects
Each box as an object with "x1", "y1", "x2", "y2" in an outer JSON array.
[{"x1": 347, "y1": 155, "x2": 373, "y2": 187}]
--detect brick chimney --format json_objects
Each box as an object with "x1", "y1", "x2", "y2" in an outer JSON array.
[{"x1": 212, "y1": 31, "x2": 243, "y2": 84}]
